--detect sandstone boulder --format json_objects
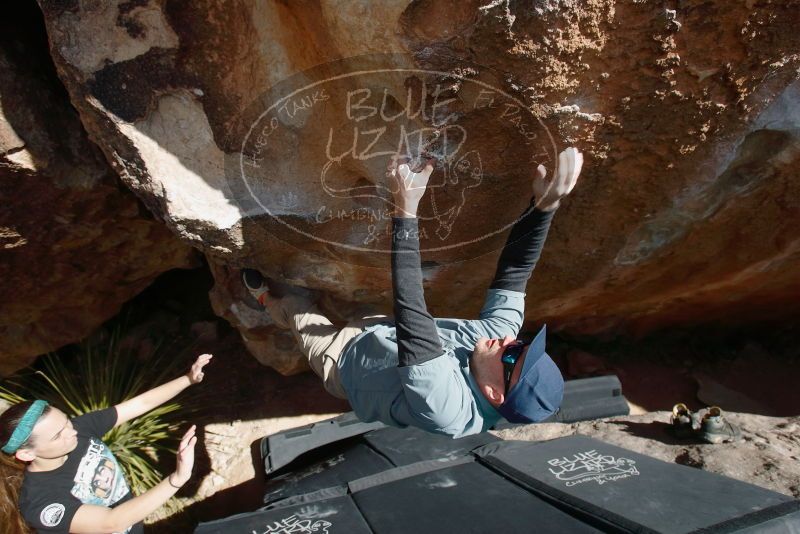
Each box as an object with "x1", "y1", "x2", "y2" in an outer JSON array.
[
  {"x1": 0, "y1": 2, "x2": 196, "y2": 374},
  {"x1": 34, "y1": 0, "x2": 800, "y2": 372}
]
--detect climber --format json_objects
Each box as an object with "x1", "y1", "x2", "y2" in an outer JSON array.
[{"x1": 242, "y1": 148, "x2": 583, "y2": 437}]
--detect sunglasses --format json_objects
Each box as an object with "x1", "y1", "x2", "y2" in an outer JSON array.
[{"x1": 500, "y1": 340, "x2": 527, "y2": 396}]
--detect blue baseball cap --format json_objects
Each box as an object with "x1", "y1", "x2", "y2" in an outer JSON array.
[{"x1": 497, "y1": 325, "x2": 564, "y2": 424}]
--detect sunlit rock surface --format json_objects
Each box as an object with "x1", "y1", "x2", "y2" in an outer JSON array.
[
  {"x1": 34, "y1": 0, "x2": 800, "y2": 372},
  {"x1": 0, "y1": 3, "x2": 196, "y2": 374}
]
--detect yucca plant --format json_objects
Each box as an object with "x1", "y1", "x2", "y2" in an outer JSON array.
[{"x1": 0, "y1": 317, "x2": 197, "y2": 498}]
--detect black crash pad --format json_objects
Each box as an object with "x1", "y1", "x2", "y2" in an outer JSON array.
[
  {"x1": 263, "y1": 440, "x2": 393, "y2": 507},
  {"x1": 195, "y1": 495, "x2": 371, "y2": 534},
  {"x1": 198, "y1": 411, "x2": 800, "y2": 533},
  {"x1": 350, "y1": 456, "x2": 602, "y2": 534},
  {"x1": 542, "y1": 374, "x2": 629, "y2": 424},
  {"x1": 475, "y1": 435, "x2": 800, "y2": 533},
  {"x1": 262, "y1": 423, "x2": 499, "y2": 508},
  {"x1": 261, "y1": 412, "x2": 384, "y2": 475}
]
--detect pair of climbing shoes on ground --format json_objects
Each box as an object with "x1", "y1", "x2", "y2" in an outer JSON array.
[{"x1": 669, "y1": 404, "x2": 742, "y2": 444}]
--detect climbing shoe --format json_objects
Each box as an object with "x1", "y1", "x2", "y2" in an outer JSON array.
[
  {"x1": 668, "y1": 403, "x2": 697, "y2": 439},
  {"x1": 698, "y1": 406, "x2": 742, "y2": 444},
  {"x1": 241, "y1": 268, "x2": 270, "y2": 308}
]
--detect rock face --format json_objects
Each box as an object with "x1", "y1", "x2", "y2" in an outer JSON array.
[
  {"x1": 32, "y1": 0, "x2": 800, "y2": 372},
  {"x1": 0, "y1": 3, "x2": 196, "y2": 374}
]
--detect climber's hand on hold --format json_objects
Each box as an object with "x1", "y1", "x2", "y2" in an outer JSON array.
[
  {"x1": 533, "y1": 147, "x2": 583, "y2": 211},
  {"x1": 388, "y1": 154, "x2": 434, "y2": 218}
]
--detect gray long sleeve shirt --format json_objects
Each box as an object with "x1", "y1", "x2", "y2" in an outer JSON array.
[
  {"x1": 339, "y1": 208, "x2": 554, "y2": 438},
  {"x1": 338, "y1": 287, "x2": 526, "y2": 437}
]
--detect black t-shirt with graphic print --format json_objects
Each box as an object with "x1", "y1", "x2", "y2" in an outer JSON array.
[{"x1": 18, "y1": 408, "x2": 143, "y2": 534}]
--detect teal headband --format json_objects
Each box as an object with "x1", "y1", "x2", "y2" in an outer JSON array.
[{"x1": 2, "y1": 400, "x2": 49, "y2": 454}]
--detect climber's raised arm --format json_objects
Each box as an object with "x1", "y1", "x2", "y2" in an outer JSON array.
[
  {"x1": 387, "y1": 155, "x2": 444, "y2": 368},
  {"x1": 489, "y1": 147, "x2": 583, "y2": 293}
]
